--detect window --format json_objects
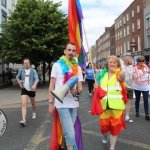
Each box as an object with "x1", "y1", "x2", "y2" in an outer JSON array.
[
  {"x1": 132, "y1": 39, "x2": 135, "y2": 52},
  {"x1": 120, "y1": 45, "x2": 122, "y2": 54},
  {"x1": 120, "y1": 31, "x2": 122, "y2": 38},
  {"x1": 132, "y1": 10, "x2": 134, "y2": 17},
  {"x1": 118, "y1": 46, "x2": 120, "y2": 54},
  {"x1": 127, "y1": 26, "x2": 129, "y2": 35},
  {"x1": 115, "y1": 24, "x2": 117, "y2": 30},
  {"x1": 2, "y1": 10, "x2": 7, "y2": 22},
  {"x1": 138, "y1": 36, "x2": 141, "y2": 50},
  {"x1": 120, "y1": 20, "x2": 122, "y2": 26},
  {"x1": 123, "y1": 17, "x2": 126, "y2": 24},
  {"x1": 118, "y1": 32, "x2": 119, "y2": 40},
  {"x1": 118, "y1": 22, "x2": 120, "y2": 28},
  {"x1": 124, "y1": 42, "x2": 126, "y2": 53},
  {"x1": 147, "y1": 18, "x2": 150, "y2": 29},
  {"x1": 124, "y1": 28, "x2": 126, "y2": 37},
  {"x1": 137, "y1": 5, "x2": 140, "y2": 13},
  {"x1": 127, "y1": 14, "x2": 129, "y2": 22},
  {"x1": 12, "y1": 0, "x2": 16, "y2": 11},
  {"x1": 1, "y1": 0, "x2": 6, "y2": 7},
  {"x1": 132, "y1": 23, "x2": 134, "y2": 32},
  {"x1": 127, "y1": 41, "x2": 130, "y2": 50},
  {"x1": 137, "y1": 19, "x2": 140, "y2": 29}
]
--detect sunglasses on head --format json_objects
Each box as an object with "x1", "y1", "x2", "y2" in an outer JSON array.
[{"x1": 138, "y1": 60, "x2": 144, "y2": 62}]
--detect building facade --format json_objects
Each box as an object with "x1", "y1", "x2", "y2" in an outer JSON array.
[
  {"x1": 0, "y1": 0, "x2": 18, "y2": 73},
  {"x1": 115, "y1": 0, "x2": 147, "y2": 57},
  {"x1": 143, "y1": 2, "x2": 150, "y2": 62},
  {"x1": 96, "y1": 27, "x2": 111, "y2": 66}
]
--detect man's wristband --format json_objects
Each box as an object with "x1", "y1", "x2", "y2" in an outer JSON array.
[{"x1": 49, "y1": 101, "x2": 53, "y2": 104}]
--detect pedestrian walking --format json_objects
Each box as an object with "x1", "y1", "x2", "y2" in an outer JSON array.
[
  {"x1": 16, "y1": 58, "x2": 39, "y2": 126},
  {"x1": 133, "y1": 55, "x2": 150, "y2": 121},
  {"x1": 122, "y1": 53, "x2": 134, "y2": 123},
  {"x1": 84, "y1": 62, "x2": 95, "y2": 96},
  {"x1": 93, "y1": 55, "x2": 128, "y2": 150},
  {"x1": 49, "y1": 42, "x2": 83, "y2": 150}
]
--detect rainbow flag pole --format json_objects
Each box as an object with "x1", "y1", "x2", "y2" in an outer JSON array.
[{"x1": 68, "y1": 0, "x2": 86, "y2": 69}]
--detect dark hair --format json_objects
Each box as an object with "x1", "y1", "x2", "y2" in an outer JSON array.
[
  {"x1": 23, "y1": 58, "x2": 30, "y2": 63},
  {"x1": 86, "y1": 62, "x2": 92, "y2": 68},
  {"x1": 65, "y1": 42, "x2": 76, "y2": 49}
]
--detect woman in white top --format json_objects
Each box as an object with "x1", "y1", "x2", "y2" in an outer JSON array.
[{"x1": 133, "y1": 56, "x2": 150, "y2": 121}]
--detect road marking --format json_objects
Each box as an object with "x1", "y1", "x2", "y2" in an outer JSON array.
[
  {"x1": 24, "y1": 114, "x2": 50, "y2": 150},
  {"x1": 82, "y1": 130, "x2": 150, "y2": 149},
  {"x1": 82, "y1": 119, "x2": 99, "y2": 127}
]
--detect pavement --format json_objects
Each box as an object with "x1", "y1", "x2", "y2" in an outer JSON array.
[{"x1": 0, "y1": 78, "x2": 50, "y2": 107}]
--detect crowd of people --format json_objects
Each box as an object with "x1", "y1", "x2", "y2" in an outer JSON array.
[{"x1": 15, "y1": 42, "x2": 150, "y2": 150}]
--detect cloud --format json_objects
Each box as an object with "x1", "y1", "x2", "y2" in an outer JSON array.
[{"x1": 52, "y1": 0, "x2": 134, "y2": 50}]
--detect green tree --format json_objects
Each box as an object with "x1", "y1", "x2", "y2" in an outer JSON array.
[{"x1": 0, "y1": 0, "x2": 68, "y2": 66}]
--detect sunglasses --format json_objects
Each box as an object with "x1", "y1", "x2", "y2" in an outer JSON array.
[{"x1": 138, "y1": 60, "x2": 144, "y2": 62}]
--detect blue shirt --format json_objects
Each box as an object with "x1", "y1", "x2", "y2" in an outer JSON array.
[
  {"x1": 85, "y1": 68, "x2": 95, "y2": 80},
  {"x1": 16, "y1": 68, "x2": 39, "y2": 91}
]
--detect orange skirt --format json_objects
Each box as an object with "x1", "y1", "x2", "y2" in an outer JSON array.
[{"x1": 99, "y1": 110, "x2": 126, "y2": 136}]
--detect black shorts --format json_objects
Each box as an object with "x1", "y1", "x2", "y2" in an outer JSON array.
[
  {"x1": 126, "y1": 88, "x2": 133, "y2": 99},
  {"x1": 21, "y1": 88, "x2": 36, "y2": 97}
]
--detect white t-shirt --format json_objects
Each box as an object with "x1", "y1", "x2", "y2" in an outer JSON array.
[
  {"x1": 133, "y1": 67, "x2": 149, "y2": 91},
  {"x1": 121, "y1": 64, "x2": 134, "y2": 89},
  {"x1": 51, "y1": 62, "x2": 83, "y2": 108},
  {"x1": 24, "y1": 69, "x2": 30, "y2": 91}
]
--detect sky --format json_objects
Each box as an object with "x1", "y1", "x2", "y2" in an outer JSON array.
[{"x1": 52, "y1": 0, "x2": 134, "y2": 51}]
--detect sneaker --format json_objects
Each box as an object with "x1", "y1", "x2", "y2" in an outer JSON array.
[
  {"x1": 32, "y1": 113, "x2": 36, "y2": 119},
  {"x1": 102, "y1": 133, "x2": 108, "y2": 143},
  {"x1": 20, "y1": 120, "x2": 26, "y2": 126},
  {"x1": 135, "y1": 112, "x2": 140, "y2": 117},
  {"x1": 89, "y1": 93, "x2": 92, "y2": 96},
  {"x1": 145, "y1": 115, "x2": 150, "y2": 121},
  {"x1": 125, "y1": 118, "x2": 133, "y2": 123}
]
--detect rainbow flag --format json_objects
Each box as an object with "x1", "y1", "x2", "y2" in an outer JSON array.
[
  {"x1": 68, "y1": 0, "x2": 86, "y2": 69},
  {"x1": 101, "y1": 54, "x2": 106, "y2": 59}
]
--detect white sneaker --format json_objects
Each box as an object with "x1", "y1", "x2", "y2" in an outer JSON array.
[
  {"x1": 32, "y1": 113, "x2": 36, "y2": 119},
  {"x1": 125, "y1": 116, "x2": 133, "y2": 123},
  {"x1": 20, "y1": 120, "x2": 26, "y2": 126},
  {"x1": 102, "y1": 133, "x2": 108, "y2": 143},
  {"x1": 125, "y1": 118, "x2": 133, "y2": 123},
  {"x1": 89, "y1": 93, "x2": 92, "y2": 96}
]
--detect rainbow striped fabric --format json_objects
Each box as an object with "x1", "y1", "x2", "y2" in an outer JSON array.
[{"x1": 68, "y1": 0, "x2": 86, "y2": 69}]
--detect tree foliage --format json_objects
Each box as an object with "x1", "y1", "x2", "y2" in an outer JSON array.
[{"x1": 0, "y1": 0, "x2": 68, "y2": 65}]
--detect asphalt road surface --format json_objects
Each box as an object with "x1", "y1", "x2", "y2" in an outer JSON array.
[{"x1": 0, "y1": 83, "x2": 150, "y2": 150}]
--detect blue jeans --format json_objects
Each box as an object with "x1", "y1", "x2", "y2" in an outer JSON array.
[
  {"x1": 57, "y1": 108, "x2": 77, "y2": 146},
  {"x1": 134, "y1": 90, "x2": 149, "y2": 115}
]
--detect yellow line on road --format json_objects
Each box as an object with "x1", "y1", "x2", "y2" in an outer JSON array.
[
  {"x1": 24, "y1": 115, "x2": 50, "y2": 150},
  {"x1": 82, "y1": 130, "x2": 150, "y2": 149}
]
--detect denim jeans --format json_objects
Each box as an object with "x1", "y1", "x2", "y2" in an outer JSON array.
[
  {"x1": 134, "y1": 90, "x2": 149, "y2": 115},
  {"x1": 57, "y1": 108, "x2": 77, "y2": 146}
]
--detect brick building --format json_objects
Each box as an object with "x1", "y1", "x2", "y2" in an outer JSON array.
[
  {"x1": 96, "y1": 27, "x2": 110, "y2": 66},
  {"x1": 115, "y1": 0, "x2": 147, "y2": 56}
]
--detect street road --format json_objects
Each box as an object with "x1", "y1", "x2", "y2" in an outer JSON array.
[{"x1": 0, "y1": 83, "x2": 150, "y2": 150}]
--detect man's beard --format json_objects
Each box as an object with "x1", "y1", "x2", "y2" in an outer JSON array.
[
  {"x1": 128, "y1": 62, "x2": 132, "y2": 65},
  {"x1": 69, "y1": 54, "x2": 74, "y2": 60}
]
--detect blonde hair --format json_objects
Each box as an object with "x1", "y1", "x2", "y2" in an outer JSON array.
[
  {"x1": 105, "y1": 55, "x2": 121, "y2": 69},
  {"x1": 138, "y1": 55, "x2": 144, "y2": 61}
]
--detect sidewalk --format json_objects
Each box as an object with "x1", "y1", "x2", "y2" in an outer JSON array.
[{"x1": 0, "y1": 78, "x2": 49, "y2": 107}]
